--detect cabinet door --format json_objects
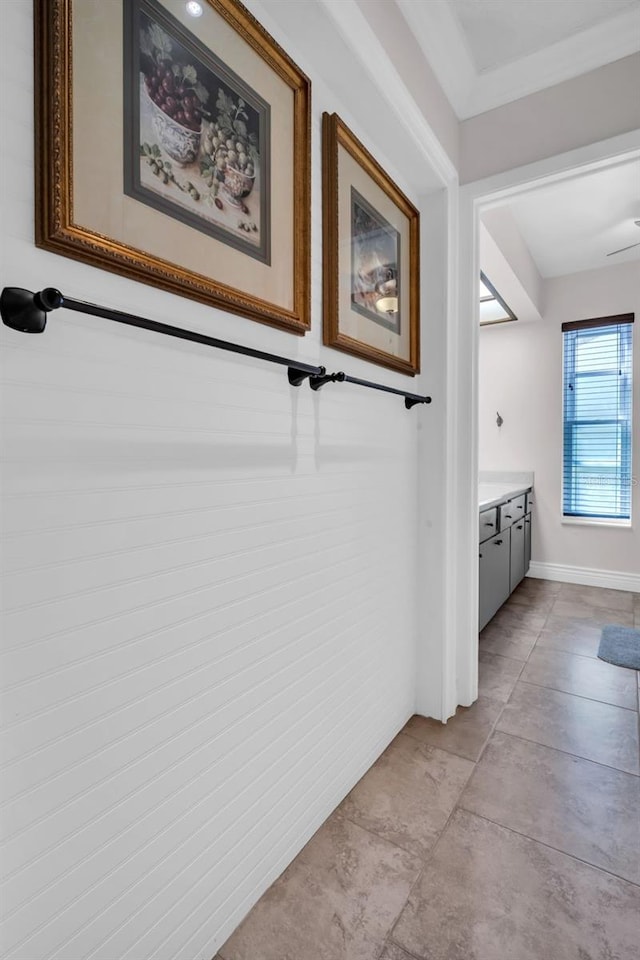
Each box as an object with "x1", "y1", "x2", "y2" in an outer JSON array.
[
  {"x1": 524, "y1": 513, "x2": 532, "y2": 575},
  {"x1": 479, "y1": 529, "x2": 511, "y2": 631},
  {"x1": 510, "y1": 520, "x2": 526, "y2": 592}
]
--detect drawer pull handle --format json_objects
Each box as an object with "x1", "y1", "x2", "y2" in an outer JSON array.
[
  {"x1": 516, "y1": 525, "x2": 523, "y2": 530},
  {"x1": 484, "y1": 522, "x2": 494, "y2": 527},
  {"x1": 495, "y1": 539, "x2": 503, "y2": 545},
  {"x1": 479, "y1": 553, "x2": 483, "y2": 559},
  {"x1": 504, "y1": 514, "x2": 512, "y2": 519}
]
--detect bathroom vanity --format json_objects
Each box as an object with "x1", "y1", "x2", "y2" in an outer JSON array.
[{"x1": 478, "y1": 478, "x2": 533, "y2": 631}]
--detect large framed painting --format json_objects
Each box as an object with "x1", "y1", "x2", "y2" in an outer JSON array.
[
  {"x1": 322, "y1": 112, "x2": 420, "y2": 374},
  {"x1": 35, "y1": 0, "x2": 311, "y2": 334}
]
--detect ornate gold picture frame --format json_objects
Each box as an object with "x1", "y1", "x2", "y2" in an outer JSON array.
[
  {"x1": 35, "y1": 0, "x2": 311, "y2": 334},
  {"x1": 322, "y1": 112, "x2": 420, "y2": 374}
]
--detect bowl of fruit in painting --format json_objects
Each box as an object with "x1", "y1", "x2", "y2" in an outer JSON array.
[
  {"x1": 201, "y1": 124, "x2": 258, "y2": 208},
  {"x1": 218, "y1": 142, "x2": 256, "y2": 206},
  {"x1": 144, "y1": 69, "x2": 202, "y2": 166}
]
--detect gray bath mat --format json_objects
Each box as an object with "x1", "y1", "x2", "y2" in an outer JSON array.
[{"x1": 598, "y1": 625, "x2": 640, "y2": 670}]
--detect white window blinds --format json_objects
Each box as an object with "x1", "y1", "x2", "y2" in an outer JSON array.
[{"x1": 562, "y1": 314, "x2": 634, "y2": 520}]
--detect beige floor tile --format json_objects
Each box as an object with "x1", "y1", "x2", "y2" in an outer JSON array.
[
  {"x1": 220, "y1": 815, "x2": 421, "y2": 960},
  {"x1": 521, "y1": 646, "x2": 638, "y2": 709},
  {"x1": 403, "y1": 699, "x2": 503, "y2": 762},
  {"x1": 558, "y1": 582, "x2": 635, "y2": 613},
  {"x1": 478, "y1": 651, "x2": 524, "y2": 702},
  {"x1": 459, "y1": 732, "x2": 640, "y2": 883},
  {"x1": 497, "y1": 681, "x2": 640, "y2": 775},
  {"x1": 511, "y1": 577, "x2": 562, "y2": 598},
  {"x1": 479, "y1": 621, "x2": 538, "y2": 661},
  {"x1": 550, "y1": 598, "x2": 634, "y2": 627},
  {"x1": 392, "y1": 809, "x2": 640, "y2": 960},
  {"x1": 338, "y1": 733, "x2": 474, "y2": 859},
  {"x1": 487, "y1": 604, "x2": 548, "y2": 634},
  {"x1": 535, "y1": 615, "x2": 603, "y2": 659},
  {"x1": 505, "y1": 592, "x2": 556, "y2": 615}
]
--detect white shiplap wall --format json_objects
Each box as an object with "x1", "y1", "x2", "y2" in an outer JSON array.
[{"x1": 0, "y1": 2, "x2": 432, "y2": 958}]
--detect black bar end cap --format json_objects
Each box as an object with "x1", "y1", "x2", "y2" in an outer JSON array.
[{"x1": 0, "y1": 287, "x2": 61, "y2": 334}]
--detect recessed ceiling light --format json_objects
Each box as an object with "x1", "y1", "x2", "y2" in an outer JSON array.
[{"x1": 186, "y1": 1, "x2": 203, "y2": 17}]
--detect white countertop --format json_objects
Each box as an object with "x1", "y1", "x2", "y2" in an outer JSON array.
[{"x1": 479, "y1": 481, "x2": 532, "y2": 511}]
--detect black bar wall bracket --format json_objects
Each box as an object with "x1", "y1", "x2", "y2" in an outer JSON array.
[
  {"x1": 0, "y1": 286, "x2": 62, "y2": 334},
  {"x1": 309, "y1": 371, "x2": 345, "y2": 391},
  {"x1": 1, "y1": 286, "x2": 432, "y2": 408}
]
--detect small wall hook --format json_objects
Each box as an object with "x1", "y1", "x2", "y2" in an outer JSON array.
[{"x1": 496, "y1": 412, "x2": 503, "y2": 427}]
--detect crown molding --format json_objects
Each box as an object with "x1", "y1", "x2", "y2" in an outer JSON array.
[
  {"x1": 468, "y1": 7, "x2": 640, "y2": 117},
  {"x1": 396, "y1": 1, "x2": 640, "y2": 120},
  {"x1": 318, "y1": 0, "x2": 458, "y2": 185}
]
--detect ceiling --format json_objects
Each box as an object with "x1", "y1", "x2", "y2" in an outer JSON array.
[
  {"x1": 396, "y1": 0, "x2": 640, "y2": 118},
  {"x1": 450, "y1": 0, "x2": 640, "y2": 73},
  {"x1": 496, "y1": 158, "x2": 640, "y2": 278}
]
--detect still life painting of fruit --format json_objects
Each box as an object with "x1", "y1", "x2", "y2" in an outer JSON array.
[
  {"x1": 350, "y1": 188, "x2": 400, "y2": 334},
  {"x1": 124, "y1": 0, "x2": 270, "y2": 263}
]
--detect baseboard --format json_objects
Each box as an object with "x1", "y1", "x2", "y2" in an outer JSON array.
[{"x1": 527, "y1": 561, "x2": 640, "y2": 593}]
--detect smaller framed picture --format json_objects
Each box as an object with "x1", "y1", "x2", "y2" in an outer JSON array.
[{"x1": 322, "y1": 113, "x2": 420, "y2": 375}]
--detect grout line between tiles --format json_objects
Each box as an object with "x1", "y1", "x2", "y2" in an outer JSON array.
[
  {"x1": 383, "y1": 937, "x2": 425, "y2": 960},
  {"x1": 489, "y1": 726, "x2": 640, "y2": 778},
  {"x1": 482, "y1": 728, "x2": 640, "y2": 780},
  {"x1": 514, "y1": 676, "x2": 638, "y2": 713},
  {"x1": 338, "y1": 813, "x2": 423, "y2": 863},
  {"x1": 517, "y1": 676, "x2": 639, "y2": 712},
  {"x1": 454, "y1": 808, "x2": 640, "y2": 889},
  {"x1": 385, "y1": 746, "x2": 483, "y2": 949}
]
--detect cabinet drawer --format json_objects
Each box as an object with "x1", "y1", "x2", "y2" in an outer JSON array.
[
  {"x1": 526, "y1": 491, "x2": 534, "y2": 515},
  {"x1": 499, "y1": 494, "x2": 526, "y2": 529},
  {"x1": 479, "y1": 507, "x2": 498, "y2": 543}
]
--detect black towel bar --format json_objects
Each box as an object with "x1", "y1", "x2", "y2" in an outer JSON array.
[{"x1": 0, "y1": 286, "x2": 432, "y2": 409}]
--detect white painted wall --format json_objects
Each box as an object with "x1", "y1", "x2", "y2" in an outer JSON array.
[
  {"x1": 460, "y1": 54, "x2": 640, "y2": 184},
  {"x1": 479, "y1": 259, "x2": 640, "y2": 580},
  {"x1": 0, "y1": 2, "x2": 445, "y2": 958}
]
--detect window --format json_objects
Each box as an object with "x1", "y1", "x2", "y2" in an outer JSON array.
[
  {"x1": 562, "y1": 314, "x2": 634, "y2": 521},
  {"x1": 479, "y1": 272, "x2": 517, "y2": 326}
]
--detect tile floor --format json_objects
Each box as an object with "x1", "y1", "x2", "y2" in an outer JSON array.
[{"x1": 219, "y1": 580, "x2": 640, "y2": 960}]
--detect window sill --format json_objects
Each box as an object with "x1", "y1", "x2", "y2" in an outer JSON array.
[{"x1": 562, "y1": 517, "x2": 632, "y2": 530}]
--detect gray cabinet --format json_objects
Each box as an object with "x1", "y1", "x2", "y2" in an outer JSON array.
[
  {"x1": 479, "y1": 530, "x2": 511, "y2": 631},
  {"x1": 510, "y1": 520, "x2": 525, "y2": 593},
  {"x1": 478, "y1": 487, "x2": 533, "y2": 631}
]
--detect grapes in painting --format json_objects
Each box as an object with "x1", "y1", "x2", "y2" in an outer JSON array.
[{"x1": 125, "y1": 0, "x2": 270, "y2": 264}]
